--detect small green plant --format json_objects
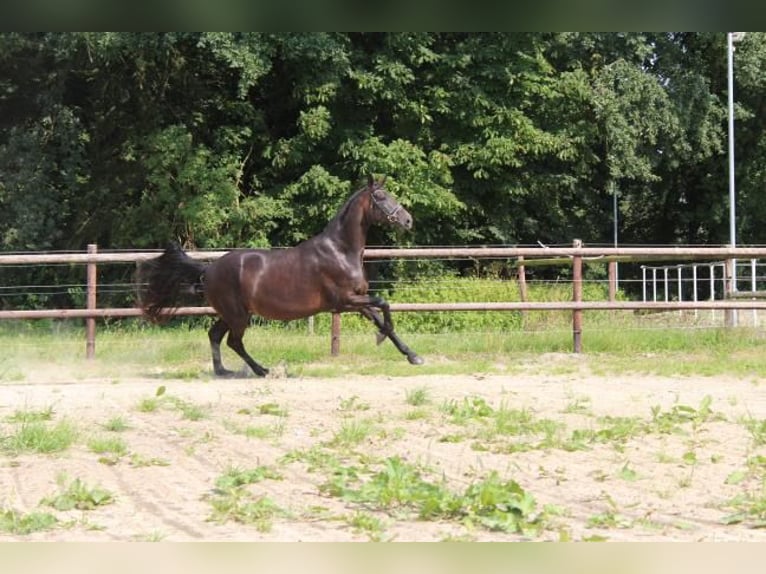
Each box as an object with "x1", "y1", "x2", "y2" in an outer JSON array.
[
  {"x1": 244, "y1": 425, "x2": 280, "y2": 439},
  {"x1": 6, "y1": 406, "x2": 55, "y2": 423},
  {"x1": 618, "y1": 462, "x2": 640, "y2": 482},
  {"x1": 328, "y1": 418, "x2": 376, "y2": 448},
  {"x1": 438, "y1": 433, "x2": 467, "y2": 444},
  {"x1": 338, "y1": 395, "x2": 371, "y2": 413},
  {"x1": 458, "y1": 471, "x2": 542, "y2": 534},
  {"x1": 214, "y1": 465, "x2": 284, "y2": 490},
  {"x1": 650, "y1": 395, "x2": 722, "y2": 434},
  {"x1": 168, "y1": 397, "x2": 209, "y2": 421},
  {"x1": 257, "y1": 402, "x2": 288, "y2": 417},
  {"x1": 440, "y1": 396, "x2": 494, "y2": 425},
  {"x1": 135, "y1": 389, "x2": 209, "y2": 421},
  {"x1": 0, "y1": 508, "x2": 58, "y2": 535},
  {"x1": 571, "y1": 416, "x2": 648, "y2": 452},
  {"x1": 404, "y1": 408, "x2": 431, "y2": 421},
  {"x1": 132, "y1": 530, "x2": 167, "y2": 542},
  {"x1": 135, "y1": 386, "x2": 167, "y2": 413},
  {"x1": 346, "y1": 511, "x2": 386, "y2": 541},
  {"x1": 129, "y1": 453, "x2": 171, "y2": 467},
  {"x1": 488, "y1": 405, "x2": 563, "y2": 445},
  {"x1": 206, "y1": 489, "x2": 284, "y2": 532},
  {"x1": 562, "y1": 395, "x2": 592, "y2": 415},
  {"x1": 721, "y1": 490, "x2": 766, "y2": 528},
  {"x1": 136, "y1": 397, "x2": 160, "y2": 413},
  {"x1": 281, "y1": 446, "x2": 343, "y2": 475},
  {"x1": 1, "y1": 420, "x2": 78, "y2": 454},
  {"x1": 721, "y1": 456, "x2": 766, "y2": 526},
  {"x1": 224, "y1": 418, "x2": 286, "y2": 440},
  {"x1": 322, "y1": 456, "x2": 545, "y2": 535},
  {"x1": 585, "y1": 493, "x2": 632, "y2": 530},
  {"x1": 405, "y1": 386, "x2": 431, "y2": 407},
  {"x1": 743, "y1": 417, "x2": 766, "y2": 447},
  {"x1": 101, "y1": 416, "x2": 130, "y2": 432},
  {"x1": 42, "y1": 476, "x2": 115, "y2": 511},
  {"x1": 88, "y1": 435, "x2": 129, "y2": 457}
]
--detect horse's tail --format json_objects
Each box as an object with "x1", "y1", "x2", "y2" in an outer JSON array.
[{"x1": 136, "y1": 242, "x2": 207, "y2": 323}]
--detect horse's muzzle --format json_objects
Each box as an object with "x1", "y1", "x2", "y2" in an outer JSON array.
[{"x1": 396, "y1": 209, "x2": 413, "y2": 230}]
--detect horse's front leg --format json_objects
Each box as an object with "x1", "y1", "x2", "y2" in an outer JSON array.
[
  {"x1": 359, "y1": 306, "x2": 392, "y2": 345},
  {"x1": 358, "y1": 303, "x2": 424, "y2": 366},
  {"x1": 367, "y1": 296, "x2": 396, "y2": 340}
]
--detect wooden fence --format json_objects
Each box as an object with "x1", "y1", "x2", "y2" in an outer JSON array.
[{"x1": 3, "y1": 243, "x2": 766, "y2": 358}]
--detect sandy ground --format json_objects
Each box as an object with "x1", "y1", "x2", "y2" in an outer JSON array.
[{"x1": 2, "y1": 359, "x2": 766, "y2": 541}]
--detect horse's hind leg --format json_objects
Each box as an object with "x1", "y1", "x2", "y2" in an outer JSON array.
[
  {"x1": 361, "y1": 308, "x2": 424, "y2": 365},
  {"x1": 208, "y1": 318, "x2": 235, "y2": 377},
  {"x1": 226, "y1": 328, "x2": 269, "y2": 378}
]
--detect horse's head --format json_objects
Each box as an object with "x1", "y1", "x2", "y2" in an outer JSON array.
[{"x1": 367, "y1": 176, "x2": 413, "y2": 230}]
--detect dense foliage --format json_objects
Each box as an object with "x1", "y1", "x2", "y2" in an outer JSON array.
[
  {"x1": 3, "y1": 32, "x2": 766, "y2": 254},
  {"x1": 2, "y1": 32, "x2": 766, "y2": 312}
]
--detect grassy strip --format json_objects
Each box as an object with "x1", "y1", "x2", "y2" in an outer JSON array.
[{"x1": 2, "y1": 317, "x2": 766, "y2": 380}]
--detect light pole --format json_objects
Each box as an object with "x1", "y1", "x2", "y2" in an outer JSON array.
[
  {"x1": 727, "y1": 32, "x2": 743, "y2": 254},
  {"x1": 727, "y1": 32, "x2": 745, "y2": 325}
]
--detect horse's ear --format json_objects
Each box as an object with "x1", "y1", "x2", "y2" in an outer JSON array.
[{"x1": 367, "y1": 174, "x2": 374, "y2": 188}]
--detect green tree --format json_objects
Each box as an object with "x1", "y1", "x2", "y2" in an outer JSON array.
[{"x1": 1, "y1": 32, "x2": 763, "y2": 256}]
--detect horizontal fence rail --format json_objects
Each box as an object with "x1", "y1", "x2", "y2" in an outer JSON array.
[
  {"x1": 3, "y1": 243, "x2": 766, "y2": 358},
  {"x1": 6, "y1": 300, "x2": 766, "y2": 321},
  {"x1": 5, "y1": 245, "x2": 766, "y2": 265}
]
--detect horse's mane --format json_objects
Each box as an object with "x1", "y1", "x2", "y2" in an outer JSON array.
[{"x1": 323, "y1": 180, "x2": 379, "y2": 232}]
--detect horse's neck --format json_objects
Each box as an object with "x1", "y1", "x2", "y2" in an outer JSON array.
[{"x1": 321, "y1": 193, "x2": 370, "y2": 255}]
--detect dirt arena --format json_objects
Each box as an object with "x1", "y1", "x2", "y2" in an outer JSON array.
[{"x1": 2, "y1": 360, "x2": 766, "y2": 541}]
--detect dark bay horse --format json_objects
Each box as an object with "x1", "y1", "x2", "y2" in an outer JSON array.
[{"x1": 137, "y1": 176, "x2": 423, "y2": 377}]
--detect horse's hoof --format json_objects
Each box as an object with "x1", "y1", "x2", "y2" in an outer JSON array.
[
  {"x1": 214, "y1": 369, "x2": 237, "y2": 378},
  {"x1": 407, "y1": 354, "x2": 424, "y2": 366},
  {"x1": 376, "y1": 332, "x2": 387, "y2": 345}
]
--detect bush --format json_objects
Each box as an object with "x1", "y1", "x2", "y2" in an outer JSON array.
[{"x1": 308, "y1": 276, "x2": 615, "y2": 334}]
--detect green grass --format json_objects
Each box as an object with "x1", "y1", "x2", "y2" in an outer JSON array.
[
  {"x1": 5, "y1": 406, "x2": 55, "y2": 423},
  {"x1": 404, "y1": 386, "x2": 431, "y2": 406},
  {"x1": 346, "y1": 511, "x2": 386, "y2": 541},
  {"x1": 328, "y1": 418, "x2": 377, "y2": 448},
  {"x1": 129, "y1": 453, "x2": 171, "y2": 467},
  {"x1": 280, "y1": 446, "x2": 344, "y2": 475},
  {"x1": 136, "y1": 397, "x2": 161, "y2": 413},
  {"x1": 132, "y1": 389, "x2": 209, "y2": 422},
  {"x1": 3, "y1": 315, "x2": 766, "y2": 380},
  {"x1": 168, "y1": 397, "x2": 209, "y2": 421},
  {"x1": 87, "y1": 435, "x2": 129, "y2": 457},
  {"x1": 337, "y1": 395, "x2": 371, "y2": 413},
  {"x1": 101, "y1": 416, "x2": 130, "y2": 432},
  {"x1": 744, "y1": 418, "x2": 766, "y2": 447},
  {"x1": 440, "y1": 396, "x2": 494, "y2": 425},
  {"x1": 1, "y1": 420, "x2": 78, "y2": 455},
  {"x1": 257, "y1": 402, "x2": 288, "y2": 417}
]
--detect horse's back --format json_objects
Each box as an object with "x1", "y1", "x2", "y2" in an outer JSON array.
[{"x1": 204, "y1": 247, "x2": 327, "y2": 321}]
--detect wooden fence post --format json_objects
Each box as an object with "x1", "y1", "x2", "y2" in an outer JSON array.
[
  {"x1": 517, "y1": 256, "x2": 527, "y2": 327},
  {"x1": 608, "y1": 260, "x2": 617, "y2": 302},
  {"x1": 331, "y1": 312, "x2": 341, "y2": 356},
  {"x1": 86, "y1": 243, "x2": 97, "y2": 360},
  {"x1": 725, "y1": 257, "x2": 737, "y2": 327},
  {"x1": 517, "y1": 256, "x2": 528, "y2": 302},
  {"x1": 572, "y1": 239, "x2": 583, "y2": 353}
]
